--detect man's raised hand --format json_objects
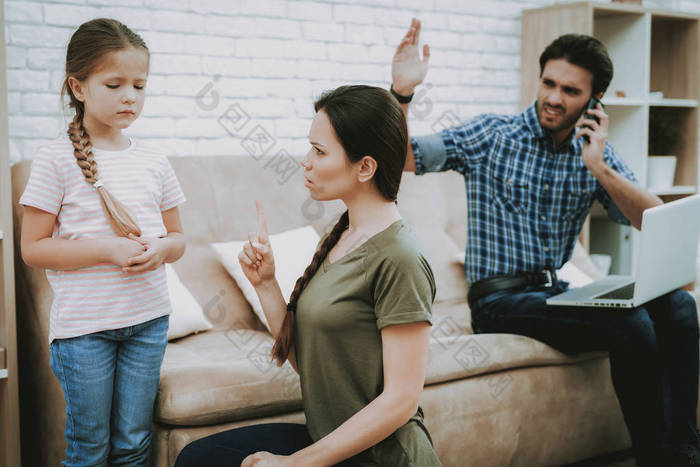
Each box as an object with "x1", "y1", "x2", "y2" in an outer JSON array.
[{"x1": 392, "y1": 18, "x2": 430, "y2": 96}]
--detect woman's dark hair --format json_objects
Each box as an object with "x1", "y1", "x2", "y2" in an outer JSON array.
[
  {"x1": 271, "y1": 85, "x2": 408, "y2": 365},
  {"x1": 539, "y1": 33, "x2": 613, "y2": 96},
  {"x1": 61, "y1": 18, "x2": 149, "y2": 237}
]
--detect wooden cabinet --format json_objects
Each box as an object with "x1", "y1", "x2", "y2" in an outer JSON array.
[
  {"x1": 0, "y1": 1, "x2": 22, "y2": 465},
  {"x1": 522, "y1": 1, "x2": 700, "y2": 274}
]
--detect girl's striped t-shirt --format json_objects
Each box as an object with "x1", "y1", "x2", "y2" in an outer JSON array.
[{"x1": 19, "y1": 137, "x2": 186, "y2": 342}]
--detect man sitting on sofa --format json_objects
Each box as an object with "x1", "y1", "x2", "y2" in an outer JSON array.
[{"x1": 389, "y1": 18, "x2": 700, "y2": 466}]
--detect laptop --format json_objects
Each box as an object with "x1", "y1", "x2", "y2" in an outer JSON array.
[{"x1": 547, "y1": 194, "x2": 700, "y2": 308}]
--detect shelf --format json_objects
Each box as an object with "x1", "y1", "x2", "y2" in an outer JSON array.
[
  {"x1": 650, "y1": 185, "x2": 697, "y2": 195},
  {"x1": 651, "y1": 15, "x2": 699, "y2": 101},
  {"x1": 595, "y1": 11, "x2": 648, "y2": 100},
  {"x1": 602, "y1": 97, "x2": 646, "y2": 106},
  {"x1": 649, "y1": 98, "x2": 698, "y2": 107}
]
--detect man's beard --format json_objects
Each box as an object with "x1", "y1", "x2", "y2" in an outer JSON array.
[{"x1": 537, "y1": 100, "x2": 585, "y2": 134}]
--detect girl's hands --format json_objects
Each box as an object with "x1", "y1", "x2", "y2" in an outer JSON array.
[
  {"x1": 108, "y1": 236, "x2": 147, "y2": 267},
  {"x1": 238, "y1": 200, "x2": 276, "y2": 287},
  {"x1": 121, "y1": 234, "x2": 169, "y2": 273}
]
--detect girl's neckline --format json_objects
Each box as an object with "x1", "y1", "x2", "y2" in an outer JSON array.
[
  {"x1": 323, "y1": 218, "x2": 404, "y2": 270},
  {"x1": 91, "y1": 138, "x2": 135, "y2": 155}
]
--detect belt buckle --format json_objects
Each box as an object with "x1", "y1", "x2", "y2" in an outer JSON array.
[{"x1": 543, "y1": 269, "x2": 554, "y2": 287}]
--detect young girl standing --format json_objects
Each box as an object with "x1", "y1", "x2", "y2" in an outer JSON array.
[{"x1": 20, "y1": 19, "x2": 186, "y2": 465}]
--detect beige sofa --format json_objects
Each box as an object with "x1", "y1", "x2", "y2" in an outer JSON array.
[{"x1": 14, "y1": 155, "x2": 690, "y2": 466}]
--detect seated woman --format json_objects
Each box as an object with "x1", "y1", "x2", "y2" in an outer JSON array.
[{"x1": 175, "y1": 85, "x2": 442, "y2": 467}]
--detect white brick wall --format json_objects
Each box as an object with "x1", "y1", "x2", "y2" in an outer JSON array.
[{"x1": 4, "y1": 0, "x2": 700, "y2": 163}]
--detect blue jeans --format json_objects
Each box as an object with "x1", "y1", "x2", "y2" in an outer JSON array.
[
  {"x1": 49, "y1": 315, "x2": 169, "y2": 467},
  {"x1": 470, "y1": 282, "x2": 699, "y2": 465}
]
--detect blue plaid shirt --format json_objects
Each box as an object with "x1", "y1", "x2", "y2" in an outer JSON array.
[{"x1": 412, "y1": 103, "x2": 638, "y2": 284}]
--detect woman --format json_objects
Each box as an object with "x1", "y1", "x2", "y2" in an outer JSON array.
[{"x1": 176, "y1": 85, "x2": 442, "y2": 466}]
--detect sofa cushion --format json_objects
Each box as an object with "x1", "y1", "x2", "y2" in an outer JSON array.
[
  {"x1": 165, "y1": 264, "x2": 213, "y2": 340},
  {"x1": 431, "y1": 301, "x2": 473, "y2": 335},
  {"x1": 397, "y1": 171, "x2": 468, "y2": 304},
  {"x1": 156, "y1": 330, "x2": 302, "y2": 426},
  {"x1": 211, "y1": 225, "x2": 320, "y2": 332},
  {"x1": 425, "y1": 332, "x2": 608, "y2": 386},
  {"x1": 171, "y1": 243, "x2": 265, "y2": 333},
  {"x1": 156, "y1": 304, "x2": 606, "y2": 427}
]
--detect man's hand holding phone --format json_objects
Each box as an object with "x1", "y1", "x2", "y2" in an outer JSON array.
[{"x1": 577, "y1": 97, "x2": 609, "y2": 173}]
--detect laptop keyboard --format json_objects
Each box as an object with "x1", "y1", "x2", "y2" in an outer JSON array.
[{"x1": 595, "y1": 283, "x2": 635, "y2": 300}]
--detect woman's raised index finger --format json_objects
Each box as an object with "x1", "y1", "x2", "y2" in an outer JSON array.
[{"x1": 255, "y1": 200, "x2": 268, "y2": 235}]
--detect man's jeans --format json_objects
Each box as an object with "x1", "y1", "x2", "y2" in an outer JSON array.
[
  {"x1": 470, "y1": 281, "x2": 699, "y2": 464},
  {"x1": 49, "y1": 315, "x2": 169, "y2": 467}
]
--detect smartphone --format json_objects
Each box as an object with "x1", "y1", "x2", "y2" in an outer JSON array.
[{"x1": 582, "y1": 97, "x2": 603, "y2": 143}]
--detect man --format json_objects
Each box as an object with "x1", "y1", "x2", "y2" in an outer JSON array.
[{"x1": 390, "y1": 18, "x2": 699, "y2": 466}]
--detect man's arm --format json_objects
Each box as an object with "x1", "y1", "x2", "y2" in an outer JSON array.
[
  {"x1": 590, "y1": 164, "x2": 661, "y2": 229},
  {"x1": 391, "y1": 18, "x2": 429, "y2": 172},
  {"x1": 398, "y1": 101, "x2": 416, "y2": 172},
  {"x1": 578, "y1": 105, "x2": 662, "y2": 230}
]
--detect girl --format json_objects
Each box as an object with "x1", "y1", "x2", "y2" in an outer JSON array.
[
  {"x1": 20, "y1": 19, "x2": 186, "y2": 465},
  {"x1": 176, "y1": 85, "x2": 442, "y2": 466}
]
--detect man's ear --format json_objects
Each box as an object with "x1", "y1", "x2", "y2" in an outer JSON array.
[
  {"x1": 68, "y1": 77, "x2": 85, "y2": 102},
  {"x1": 357, "y1": 155, "x2": 378, "y2": 183},
  {"x1": 593, "y1": 91, "x2": 603, "y2": 101}
]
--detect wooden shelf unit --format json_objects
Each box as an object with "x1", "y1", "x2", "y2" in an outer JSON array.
[
  {"x1": 0, "y1": 0, "x2": 22, "y2": 465},
  {"x1": 522, "y1": 1, "x2": 700, "y2": 275}
]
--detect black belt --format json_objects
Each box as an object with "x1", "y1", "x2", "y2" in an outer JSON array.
[{"x1": 468, "y1": 269, "x2": 558, "y2": 306}]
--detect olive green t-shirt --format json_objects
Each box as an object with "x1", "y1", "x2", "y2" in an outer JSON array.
[{"x1": 295, "y1": 219, "x2": 442, "y2": 466}]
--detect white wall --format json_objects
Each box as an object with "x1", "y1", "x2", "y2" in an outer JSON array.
[{"x1": 5, "y1": 0, "x2": 700, "y2": 163}]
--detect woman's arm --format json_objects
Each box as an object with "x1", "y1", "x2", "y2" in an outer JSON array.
[
  {"x1": 239, "y1": 201, "x2": 299, "y2": 371},
  {"x1": 20, "y1": 205, "x2": 144, "y2": 270},
  {"x1": 252, "y1": 280, "x2": 299, "y2": 372},
  {"x1": 289, "y1": 321, "x2": 431, "y2": 465}
]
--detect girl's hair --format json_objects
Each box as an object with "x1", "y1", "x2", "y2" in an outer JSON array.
[
  {"x1": 61, "y1": 18, "x2": 149, "y2": 237},
  {"x1": 271, "y1": 85, "x2": 408, "y2": 365}
]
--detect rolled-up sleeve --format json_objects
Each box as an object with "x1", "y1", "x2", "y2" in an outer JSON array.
[
  {"x1": 597, "y1": 143, "x2": 639, "y2": 225},
  {"x1": 412, "y1": 133, "x2": 447, "y2": 175},
  {"x1": 412, "y1": 114, "x2": 493, "y2": 176}
]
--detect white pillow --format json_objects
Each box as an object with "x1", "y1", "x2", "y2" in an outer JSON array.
[
  {"x1": 211, "y1": 225, "x2": 321, "y2": 332},
  {"x1": 165, "y1": 263, "x2": 214, "y2": 341},
  {"x1": 557, "y1": 261, "x2": 594, "y2": 288}
]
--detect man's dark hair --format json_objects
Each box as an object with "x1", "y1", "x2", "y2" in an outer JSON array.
[{"x1": 539, "y1": 34, "x2": 613, "y2": 96}]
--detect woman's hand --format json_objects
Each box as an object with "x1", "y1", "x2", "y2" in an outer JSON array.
[
  {"x1": 241, "y1": 451, "x2": 294, "y2": 467},
  {"x1": 238, "y1": 200, "x2": 276, "y2": 287},
  {"x1": 107, "y1": 236, "x2": 148, "y2": 268},
  {"x1": 121, "y1": 234, "x2": 169, "y2": 273},
  {"x1": 391, "y1": 17, "x2": 430, "y2": 96}
]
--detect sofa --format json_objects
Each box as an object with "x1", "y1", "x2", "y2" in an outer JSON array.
[{"x1": 12, "y1": 155, "x2": 696, "y2": 467}]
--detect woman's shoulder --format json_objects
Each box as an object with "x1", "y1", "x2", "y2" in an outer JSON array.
[
  {"x1": 374, "y1": 220, "x2": 423, "y2": 256},
  {"x1": 369, "y1": 221, "x2": 432, "y2": 271}
]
